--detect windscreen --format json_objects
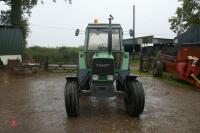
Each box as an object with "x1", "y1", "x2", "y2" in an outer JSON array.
[{"x1": 88, "y1": 29, "x2": 120, "y2": 50}]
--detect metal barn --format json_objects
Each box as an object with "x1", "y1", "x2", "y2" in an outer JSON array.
[{"x1": 0, "y1": 25, "x2": 23, "y2": 65}]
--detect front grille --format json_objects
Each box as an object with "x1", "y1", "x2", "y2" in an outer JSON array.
[{"x1": 92, "y1": 59, "x2": 114, "y2": 75}]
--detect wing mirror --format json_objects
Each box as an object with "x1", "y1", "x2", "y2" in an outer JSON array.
[{"x1": 75, "y1": 29, "x2": 80, "y2": 36}]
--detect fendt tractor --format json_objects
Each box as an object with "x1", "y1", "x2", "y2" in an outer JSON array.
[{"x1": 64, "y1": 15, "x2": 145, "y2": 117}]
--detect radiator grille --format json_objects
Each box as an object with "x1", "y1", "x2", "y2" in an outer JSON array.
[{"x1": 92, "y1": 59, "x2": 114, "y2": 75}]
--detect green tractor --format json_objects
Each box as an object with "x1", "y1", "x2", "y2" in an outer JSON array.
[{"x1": 65, "y1": 15, "x2": 145, "y2": 117}]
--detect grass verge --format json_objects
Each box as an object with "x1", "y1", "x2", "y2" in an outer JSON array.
[
  {"x1": 155, "y1": 73, "x2": 196, "y2": 90},
  {"x1": 130, "y1": 61, "x2": 196, "y2": 91}
]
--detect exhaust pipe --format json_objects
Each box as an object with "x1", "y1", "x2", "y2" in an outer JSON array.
[{"x1": 108, "y1": 15, "x2": 114, "y2": 53}]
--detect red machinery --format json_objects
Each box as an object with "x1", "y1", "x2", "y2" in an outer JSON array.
[{"x1": 153, "y1": 43, "x2": 200, "y2": 91}]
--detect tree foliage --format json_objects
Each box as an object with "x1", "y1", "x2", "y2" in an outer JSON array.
[
  {"x1": 169, "y1": 0, "x2": 200, "y2": 35},
  {"x1": 0, "y1": 0, "x2": 71, "y2": 48},
  {"x1": 0, "y1": 0, "x2": 39, "y2": 48}
]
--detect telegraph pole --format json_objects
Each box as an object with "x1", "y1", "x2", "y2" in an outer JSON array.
[
  {"x1": 132, "y1": 5, "x2": 135, "y2": 61},
  {"x1": 133, "y1": 5, "x2": 135, "y2": 38}
]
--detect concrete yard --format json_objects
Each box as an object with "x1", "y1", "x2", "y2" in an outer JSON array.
[{"x1": 0, "y1": 71, "x2": 200, "y2": 133}]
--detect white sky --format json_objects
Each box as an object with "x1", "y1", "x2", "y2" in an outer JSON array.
[{"x1": 1, "y1": 0, "x2": 180, "y2": 47}]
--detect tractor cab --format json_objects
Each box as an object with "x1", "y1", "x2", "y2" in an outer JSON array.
[
  {"x1": 86, "y1": 24, "x2": 122, "y2": 51},
  {"x1": 85, "y1": 23, "x2": 123, "y2": 97},
  {"x1": 64, "y1": 16, "x2": 145, "y2": 117},
  {"x1": 82, "y1": 21, "x2": 124, "y2": 68},
  {"x1": 86, "y1": 24, "x2": 122, "y2": 76}
]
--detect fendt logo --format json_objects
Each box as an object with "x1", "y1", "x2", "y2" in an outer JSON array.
[{"x1": 96, "y1": 64, "x2": 110, "y2": 68}]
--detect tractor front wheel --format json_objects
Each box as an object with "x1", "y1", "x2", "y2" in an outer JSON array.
[
  {"x1": 64, "y1": 81, "x2": 79, "y2": 117},
  {"x1": 124, "y1": 79, "x2": 145, "y2": 117}
]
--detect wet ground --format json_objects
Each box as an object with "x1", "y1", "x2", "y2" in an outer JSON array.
[{"x1": 0, "y1": 71, "x2": 200, "y2": 133}]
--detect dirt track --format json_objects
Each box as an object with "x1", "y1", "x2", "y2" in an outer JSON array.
[{"x1": 0, "y1": 71, "x2": 200, "y2": 133}]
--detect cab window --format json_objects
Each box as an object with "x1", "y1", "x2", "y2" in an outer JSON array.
[{"x1": 88, "y1": 29, "x2": 120, "y2": 50}]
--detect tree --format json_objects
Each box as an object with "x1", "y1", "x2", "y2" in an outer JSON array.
[
  {"x1": 1, "y1": 0, "x2": 38, "y2": 48},
  {"x1": 0, "y1": 0, "x2": 71, "y2": 49},
  {"x1": 169, "y1": 0, "x2": 200, "y2": 35}
]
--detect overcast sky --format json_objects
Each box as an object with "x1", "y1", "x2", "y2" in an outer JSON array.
[{"x1": 1, "y1": 0, "x2": 180, "y2": 47}]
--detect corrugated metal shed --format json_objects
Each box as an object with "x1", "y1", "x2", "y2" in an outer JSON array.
[
  {"x1": 0, "y1": 25, "x2": 23, "y2": 55},
  {"x1": 123, "y1": 36, "x2": 173, "y2": 53},
  {"x1": 123, "y1": 36, "x2": 173, "y2": 45},
  {"x1": 175, "y1": 25, "x2": 200, "y2": 43}
]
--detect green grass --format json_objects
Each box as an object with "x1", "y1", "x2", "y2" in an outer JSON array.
[
  {"x1": 130, "y1": 69, "x2": 150, "y2": 76},
  {"x1": 130, "y1": 60, "x2": 196, "y2": 90},
  {"x1": 155, "y1": 73, "x2": 196, "y2": 90},
  {"x1": 129, "y1": 56, "x2": 140, "y2": 65},
  {"x1": 130, "y1": 59, "x2": 140, "y2": 65},
  {"x1": 132, "y1": 70, "x2": 196, "y2": 90},
  {"x1": 130, "y1": 58, "x2": 149, "y2": 76}
]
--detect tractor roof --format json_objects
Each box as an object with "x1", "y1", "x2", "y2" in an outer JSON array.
[{"x1": 87, "y1": 23, "x2": 122, "y2": 29}]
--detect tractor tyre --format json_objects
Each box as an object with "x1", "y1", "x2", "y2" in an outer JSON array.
[
  {"x1": 64, "y1": 81, "x2": 79, "y2": 117},
  {"x1": 116, "y1": 80, "x2": 123, "y2": 91},
  {"x1": 153, "y1": 61, "x2": 163, "y2": 77},
  {"x1": 124, "y1": 79, "x2": 145, "y2": 117}
]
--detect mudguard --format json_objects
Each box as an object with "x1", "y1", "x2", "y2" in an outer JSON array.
[
  {"x1": 65, "y1": 76, "x2": 79, "y2": 82},
  {"x1": 126, "y1": 74, "x2": 138, "y2": 80},
  {"x1": 117, "y1": 70, "x2": 139, "y2": 86}
]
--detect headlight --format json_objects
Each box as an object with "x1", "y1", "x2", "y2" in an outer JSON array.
[
  {"x1": 107, "y1": 75, "x2": 113, "y2": 80},
  {"x1": 92, "y1": 75, "x2": 99, "y2": 80}
]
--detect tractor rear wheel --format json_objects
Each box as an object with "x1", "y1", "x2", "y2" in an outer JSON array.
[
  {"x1": 153, "y1": 61, "x2": 163, "y2": 77},
  {"x1": 64, "y1": 81, "x2": 79, "y2": 117},
  {"x1": 116, "y1": 80, "x2": 123, "y2": 91},
  {"x1": 124, "y1": 79, "x2": 145, "y2": 117}
]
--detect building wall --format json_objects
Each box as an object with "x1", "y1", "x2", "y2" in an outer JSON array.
[
  {"x1": 0, "y1": 55, "x2": 22, "y2": 65},
  {"x1": 0, "y1": 26, "x2": 23, "y2": 65},
  {"x1": 175, "y1": 25, "x2": 200, "y2": 43},
  {"x1": 0, "y1": 26, "x2": 23, "y2": 56}
]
